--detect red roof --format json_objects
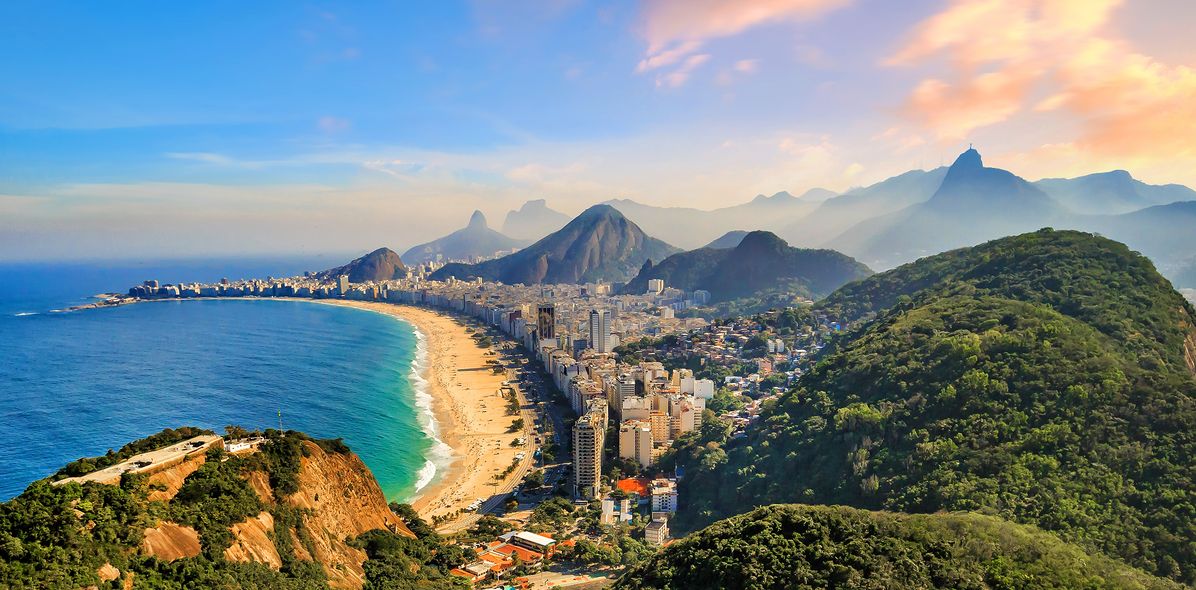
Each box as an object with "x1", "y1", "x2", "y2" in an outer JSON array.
[{"x1": 617, "y1": 477, "x2": 651, "y2": 497}]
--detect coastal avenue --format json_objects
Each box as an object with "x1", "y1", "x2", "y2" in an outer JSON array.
[{"x1": 436, "y1": 321, "x2": 547, "y2": 535}]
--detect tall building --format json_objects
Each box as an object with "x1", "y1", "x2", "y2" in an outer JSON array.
[
  {"x1": 646, "y1": 278, "x2": 665, "y2": 294},
  {"x1": 537, "y1": 304, "x2": 556, "y2": 341},
  {"x1": 337, "y1": 275, "x2": 350, "y2": 296},
  {"x1": 572, "y1": 403, "x2": 606, "y2": 499},
  {"x1": 618, "y1": 419, "x2": 653, "y2": 469},
  {"x1": 589, "y1": 309, "x2": 610, "y2": 353}
]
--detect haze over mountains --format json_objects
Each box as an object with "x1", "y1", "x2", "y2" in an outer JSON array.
[
  {"x1": 401, "y1": 210, "x2": 527, "y2": 266},
  {"x1": 500, "y1": 199, "x2": 571, "y2": 241},
  {"x1": 431, "y1": 204, "x2": 680, "y2": 285},
  {"x1": 603, "y1": 190, "x2": 826, "y2": 250},
  {"x1": 622, "y1": 231, "x2": 871, "y2": 303}
]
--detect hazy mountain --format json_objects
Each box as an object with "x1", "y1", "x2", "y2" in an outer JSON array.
[
  {"x1": 780, "y1": 167, "x2": 948, "y2": 247},
  {"x1": 1036, "y1": 170, "x2": 1196, "y2": 215},
  {"x1": 622, "y1": 231, "x2": 871, "y2": 302},
  {"x1": 316, "y1": 247, "x2": 407, "y2": 283},
  {"x1": 702, "y1": 230, "x2": 749, "y2": 249},
  {"x1": 500, "y1": 199, "x2": 571, "y2": 241},
  {"x1": 431, "y1": 204, "x2": 680, "y2": 285},
  {"x1": 1082, "y1": 201, "x2": 1196, "y2": 277},
  {"x1": 605, "y1": 190, "x2": 822, "y2": 250},
  {"x1": 401, "y1": 210, "x2": 527, "y2": 265},
  {"x1": 827, "y1": 148, "x2": 1062, "y2": 269},
  {"x1": 676, "y1": 229, "x2": 1196, "y2": 582}
]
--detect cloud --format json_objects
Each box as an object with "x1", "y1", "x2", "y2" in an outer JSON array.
[
  {"x1": 656, "y1": 54, "x2": 711, "y2": 88},
  {"x1": 635, "y1": 0, "x2": 849, "y2": 85},
  {"x1": 889, "y1": 0, "x2": 1196, "y2": 159},
  {"x1": 733, "y1": 59, "x2": 759, "y2": 74}
]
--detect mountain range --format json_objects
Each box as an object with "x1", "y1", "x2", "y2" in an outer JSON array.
[
  {"x1": 622, "y1": 231, "x2": 872, "y2": 303},
  {"x1": 431, "y1": 204, "x2": 681, "y2": 285},
  {"x1": 604, "y1": 190, "x2": 827, "y2": 250},
  {"x1": 401, "y1": 210, "x2": 527, "y2": 265}
]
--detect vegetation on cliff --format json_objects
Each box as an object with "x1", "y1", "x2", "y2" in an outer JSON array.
[
  {"x1": 0, "y1": 427, "x2": 418, "y2": 589},
  {"x1": 615, "y1": 505, "x2": 1184, "y2": 590},
  {"x1": 673, "y1": 230, "x2": 1196, "y2": 583}
]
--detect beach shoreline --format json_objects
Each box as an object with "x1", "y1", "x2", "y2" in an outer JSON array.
[
  {"x1": 306, "y1": 300, "x2": 526, "y2": 526},
  {"x1": 65, "y1": 295, "x2": 528, "y2": 527}
]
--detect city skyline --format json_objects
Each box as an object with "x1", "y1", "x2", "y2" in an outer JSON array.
[{"x1": 3, "y1": 0, "x2": 1195, "y2": 261}]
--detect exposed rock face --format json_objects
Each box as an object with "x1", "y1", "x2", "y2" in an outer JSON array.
[
  {"x1": 146, "y1": 453, "x2": 206, "y2": 502},
  {"x1": 223, "y1": 440, "x2": 413, "y2": 589},
  {"x1": 225, "y1": 511, "x2": 283, "y2": 569},
  {"x1": 141, "y1": 521, "x2": 201, "y2": 561}
]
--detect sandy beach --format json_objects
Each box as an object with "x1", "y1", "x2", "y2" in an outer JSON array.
[{"x1": 314, "y1": 300, "x2": 530, "y2": 526}]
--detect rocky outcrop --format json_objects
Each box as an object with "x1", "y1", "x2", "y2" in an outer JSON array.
[
  {"x1": 223, "y1": 440, "x2": 413, "y2": 589},
  {"x1": 141, "y1": 521, "x2": 201, "y2": 561},
  {"x1": 224, "y1": 511, "x2": 283, "y2": 569},
  {"x1": 287, "y1": 441, "x2": 410, "y2": 588},
  {"x1": 146, "y1": 453, "x2": 206, "y2": 502}
]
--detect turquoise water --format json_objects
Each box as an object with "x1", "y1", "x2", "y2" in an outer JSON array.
[{"x1": 0, "y1": 260, "x2": 441, "y2": 501}]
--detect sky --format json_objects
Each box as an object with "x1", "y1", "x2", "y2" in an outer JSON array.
[{"x1": 2, "y1": 0, "x2": 1194, "y2": 261}]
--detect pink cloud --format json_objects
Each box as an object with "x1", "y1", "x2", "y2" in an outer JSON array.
[
  {"x1": 889, "y1": 0, "x2": 1196, "y2": 159},
  {"x1": 636, "y1": 0, "x2": 850, "y2": 86}
]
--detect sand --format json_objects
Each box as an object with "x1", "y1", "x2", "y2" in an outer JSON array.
[{"x1": 314, "y1": 300, "x2": 531, "y2": 527}]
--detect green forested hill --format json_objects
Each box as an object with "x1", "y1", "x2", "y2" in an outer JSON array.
[
  {"x1": 615, "y1": 505, "x2": 1184, "y2": 590},
  {"x1": 673, "y1": 230, "x2": 1196, "y2": 583}
]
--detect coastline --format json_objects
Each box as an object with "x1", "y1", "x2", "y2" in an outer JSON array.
[
  {"x1": 296, "y1": 300, "x2": 524, "y2": 525},
  {"x1": 62, "y1": 295, "x2": 528, "y2": 526}
]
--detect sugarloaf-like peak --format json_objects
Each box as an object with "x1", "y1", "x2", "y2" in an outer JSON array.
[{"x1": 467, "y1": 209, "x2": 487, "y2": 230}]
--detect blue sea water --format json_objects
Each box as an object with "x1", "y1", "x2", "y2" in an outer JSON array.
[{"x1": 0, "y1": 258, "x2": 441, "y2": 502}]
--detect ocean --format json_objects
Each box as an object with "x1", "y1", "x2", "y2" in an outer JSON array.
[{"x1": 0, "y1": 258, "x2": 443, "y2": 502}]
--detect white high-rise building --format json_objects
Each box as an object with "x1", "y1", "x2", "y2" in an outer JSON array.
[
  {"x1": 646, "y1": 278, "x2": 665, "y2": 294},
  {"x1": 589, "y1": 309, "x2": 610, "y2": 353}
]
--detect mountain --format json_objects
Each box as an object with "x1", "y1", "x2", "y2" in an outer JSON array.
[
  {"x1": 674, "y1": 230, "x2": 1196, "y2": 583},
  {"x1": 827, "y1": 149, "x2": 1063, "y2": 269},
  {"x1": 622, "y1": 231, "x2": 872, "y2": 302},
  {"x1": 702, "y1": 230, "x2": 749, "y2": 249},
  {"x1": 1081, "y1": 200, "x2": 1196, "y2": 281},
  {"x1": 0, "y1": 428, "x2": 473, "y2": 589},
  {"x1": 616, "y1": 505, "x2": 1183, "y2": 590},
  {"x1": 500, "y1": 199, "x2": 571, "y2": 241},
  {"x1": 401, "y1": 210, "x2": 528, "y2": 265},
  {"x1": 316, "y1": 247, "x2": 407, "y2": 283},
  {"x1": 604, "y1": 191, "x2": 821, "y2": 250},
  {"x1": 779, "y1": 167, "x2": 947, "y2": 248},
  {"x1": 1035, "y1": 169, "x2": 1196, "y2": 215},
  {"x1": 430, "y1": 204, "x2": 681, "y2": 285}
]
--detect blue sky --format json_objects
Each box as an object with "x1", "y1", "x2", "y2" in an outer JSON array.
[{"x1": 2, "y1": 0, "x2": 1194, "y2": 260}]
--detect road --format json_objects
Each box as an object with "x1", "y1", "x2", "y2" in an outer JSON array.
[{"x1": 436, "y1": 330, "x2": 541, "y2": 535}]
